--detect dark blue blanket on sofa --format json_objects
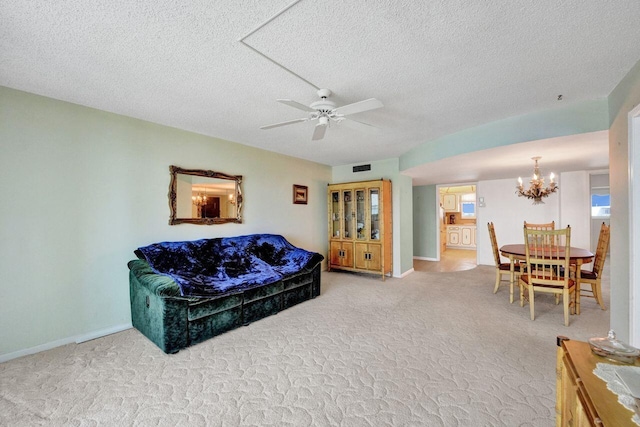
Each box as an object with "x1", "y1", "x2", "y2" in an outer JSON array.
[{"x1": 136, "y1": 234, "x2": 324, "y2": 297}]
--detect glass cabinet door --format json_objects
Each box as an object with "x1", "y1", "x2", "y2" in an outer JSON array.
[
  {"x1": 330, "y1": 191, "x2": 340, "y2": 238},
  {"x1": 343, "y1": 190, "x2": 353, "y2": 239},
  {"x1": 369, "y1": 188, "x2": 380, "y2": 240},
  {"x1": 355, "y1": 189, "x2": 366, "y2": 240}
]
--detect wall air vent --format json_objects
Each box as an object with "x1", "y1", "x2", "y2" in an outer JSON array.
[{"x1": 353, "y1": 164, "x2": 371, "y2": 173}]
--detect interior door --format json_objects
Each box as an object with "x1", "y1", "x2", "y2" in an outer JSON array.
[{"x1": 204, "y1": 197, "x2": 220, "y2": 218}]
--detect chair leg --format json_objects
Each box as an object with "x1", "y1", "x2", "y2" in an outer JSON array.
[
  {"x1": 563, "y1": 290, "x2": 570, "y2": 326},
  {"x1": 554, "y1": 294, "x2": 560, "y2": 305},
  {"x1": 509, "y1": 273, "x2": 515, "y2": 304},
  {"x1": 520, "y1": 282, "x2": 525, "y2": 307},
  {"x1": 529, "y1": 286, "x2": 535, "y2": 320},
  {"x1": 493, "y1": 269, "x2": 501, "y2": 294},
  {"x1": 593, "y1": 281, "x2": 606, "y2": 310}
]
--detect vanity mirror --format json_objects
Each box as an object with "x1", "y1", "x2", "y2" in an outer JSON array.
[{"x1": 169, "y1": 165, "x2": 243, "y2": 225}]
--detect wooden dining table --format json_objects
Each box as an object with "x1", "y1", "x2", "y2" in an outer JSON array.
[{"x1": 499, "y1": 244, "x2": 594, "y2": 314}]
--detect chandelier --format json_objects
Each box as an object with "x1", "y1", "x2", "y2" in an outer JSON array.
[
  {"x1": 516, "y1": 156, "x2": 558, "y2": 204},
  {"x1": 192, "y1": 190, "x2": 207, "y2": 207}
]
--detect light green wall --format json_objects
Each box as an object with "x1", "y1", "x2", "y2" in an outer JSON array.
[
  {"x1": 332, "y1": 159, "x2": 414, "y2": 276},
  {"x1": 397, "y1": 173, "x2": 414, "y2": 274},
  {"x1": 400, "y1": 99, "x2": 609, "y2": 171},
  {"x1": 0, "y1": 86, "x2": 331, "y2": 358},
  {"x1": 607, "y1": 58, "x2": 640, "y2": 341},
  {"x1": 412, "y1": 185, "x2": 437, "y2": 259},
  {"x1": 4, "y1": 57, "x2": 639, "y2": 358}
]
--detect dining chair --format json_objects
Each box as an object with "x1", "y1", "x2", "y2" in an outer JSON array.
[
  {"x1": 524, "y1": 221, "x2": 555, "y2": 230},
  {"x1": 524, "y1": 220, "x2": 556, "y2": 245},
  {"x1": 488, "y1": 222, "x2": 521, "y2": 302},
  {"x1": 579, "y1": 222, "x2": 610, "y2": 310},
  {"x1": 519, "y1": 225, "x2": 575, "y2": 326}
]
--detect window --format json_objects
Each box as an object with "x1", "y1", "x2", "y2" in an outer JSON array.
[
  {"x1": 460, "y1": 193, "x2": 476, "y2": 218},
  {"x1": 591, "y1": 193, "x2": 610, "y2": 218}
]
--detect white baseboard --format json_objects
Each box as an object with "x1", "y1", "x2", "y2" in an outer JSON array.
[
  {"x1": 0, "y1": 323, "x2": 132, "y2": 364},
  {"x1": 413, "y1": 256, "x2": 438, "y2": 261},
  {"x1": 75, "y1": 323, "x2": 132, "y2": 343},
  {"x1": 395, "y1": 268, "x2": 415, "y2": 278}
]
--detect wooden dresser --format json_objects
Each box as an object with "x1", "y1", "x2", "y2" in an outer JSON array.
[{"x1": 556, "y1": 337, "x2": 639, "y2": 426}]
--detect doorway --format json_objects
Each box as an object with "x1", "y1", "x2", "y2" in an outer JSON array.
[
  {"x1": 630, "y1": 106, "x2": 640, "y2": 347},
  {"x1": 437, "y1": 184, "x2": 478, "y2": 270},
  {"x1": 414, "y1": 249, "x2": 477, "y2": 272},
  {"x1": 590, "y1": 173, "x2": 610, "y2": 253},
  {"x1": 203, "y1": 197, "x2": 221, "y2": 218}
]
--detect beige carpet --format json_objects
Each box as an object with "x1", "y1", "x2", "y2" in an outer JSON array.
[{"x1": 0, "y1": 266, "x2": 610, "y2": 426}]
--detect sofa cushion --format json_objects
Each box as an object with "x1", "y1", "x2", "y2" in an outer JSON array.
[
  {"x1": 283, "y1": 271, "x2": 314, "y2": 290},
  {"x1": 187, "y1": 293, "x2": 243, "y2": 321},
  {"x1": 136, "y1": 234, "x2": 323, "y2": 297},
  {"x1": 243, "y1": 280, "x2": 284, "y2": 303}
]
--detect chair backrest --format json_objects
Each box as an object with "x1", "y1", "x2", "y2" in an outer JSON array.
[
  {"x1": 524, "y1": 221, "x2": 556, "y2": 245},
  {"x1": 524, "y1": 221, "x2": 555, "y2": 230},
  {"x1": 523, "y1": 225, "x2": 571, "y2": 288},
  {"x1": 591, "y1": 222, "x2": 610, "y2": 275},
  {"x1": 488, "y1": 222, "x2": 502, "y2": 266}
]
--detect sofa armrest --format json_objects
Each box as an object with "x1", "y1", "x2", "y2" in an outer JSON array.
[{"x1": 127, "y1": 259, "x2": 182, "y2": 298}]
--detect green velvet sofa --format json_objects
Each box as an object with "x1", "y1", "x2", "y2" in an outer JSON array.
[{"x1": 128, "y1": 235, "x2": 323, "y2": 354}]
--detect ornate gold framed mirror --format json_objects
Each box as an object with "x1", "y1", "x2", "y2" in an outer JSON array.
[{"x1": 168, "y1": 165, "x2": 243, "y2": 225}]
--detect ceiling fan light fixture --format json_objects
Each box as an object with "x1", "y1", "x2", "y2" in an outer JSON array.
[{"x1": 317, "y1": 88, "x2": 331, "y2": 98}]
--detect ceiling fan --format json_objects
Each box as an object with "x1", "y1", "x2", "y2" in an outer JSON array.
[{"x1": 260, "y1": 88, "x2": 383, "y2": 141}]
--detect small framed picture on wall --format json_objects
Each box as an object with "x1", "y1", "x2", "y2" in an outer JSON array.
[{"x1": 293, "y1": 184, "x2": 308, "y2": 204}]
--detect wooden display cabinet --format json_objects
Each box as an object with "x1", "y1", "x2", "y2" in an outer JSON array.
[{"x1": 327, "y1": 180, "x2": 392, "y2": 279}]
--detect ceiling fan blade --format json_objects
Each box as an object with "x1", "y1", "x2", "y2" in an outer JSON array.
[
  {"x1": 260, "y1": 118, "x2": 307, "y2": 130},
  {"x1": 341, "y1": 117, "x2": 380, "y2": 130},
  {"x1": 312, "y1": 122, "x2": 328, "y2": 141},
  {"x1": 277, "y1": 99, "x2": 317, "y2": 112},
  {"x1": 333, "y1": 98, "x2": 383, "y2": 116}
]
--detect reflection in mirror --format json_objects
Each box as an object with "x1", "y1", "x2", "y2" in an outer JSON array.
[{"x1": 169, "y1": 166, "x2": 242, "y2": 225}]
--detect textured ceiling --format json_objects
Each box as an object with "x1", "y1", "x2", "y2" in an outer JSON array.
[{"x1": 1, "y1": 1, "x2": 639, "y2": 175}]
